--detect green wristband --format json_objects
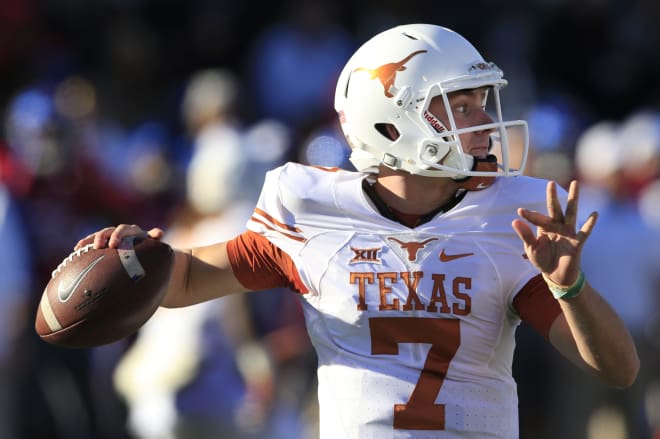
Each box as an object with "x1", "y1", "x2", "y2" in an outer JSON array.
[{"x1": 542, "y1": 271, "x2": 586, "y2": 300}]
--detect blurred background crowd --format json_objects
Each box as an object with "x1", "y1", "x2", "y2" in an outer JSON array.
[{"x1": 0, "y1": 0, "x2": 659, "y2": 438}]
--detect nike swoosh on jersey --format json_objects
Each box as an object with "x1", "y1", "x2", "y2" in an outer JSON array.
[
  {"x1": 57, "y1": 255, "x2": 105, "y2": 302},
  {"x1": 439, "y1": 249, "x2": 474, "y2": 262}
]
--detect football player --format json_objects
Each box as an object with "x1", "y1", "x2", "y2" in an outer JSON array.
[{"x1": 77, "y1": 24, "x2": 639, "y2": 438}]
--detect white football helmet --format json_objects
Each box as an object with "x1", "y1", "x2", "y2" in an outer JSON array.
[{"x1": 334, "y1": 24, "x2": 529, "y2": 179}]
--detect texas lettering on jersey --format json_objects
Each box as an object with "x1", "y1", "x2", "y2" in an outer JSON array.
[
  {"x1": 350, "y1": 235, "x2": 472, "y2": 316},
  {"x1": 351, "y1": 271, "x2": 472, "y2": 315}
]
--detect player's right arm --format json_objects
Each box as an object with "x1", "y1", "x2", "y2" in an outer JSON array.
[{"x1": 74, "y1": 224, "x2": 252, "y2": 307}]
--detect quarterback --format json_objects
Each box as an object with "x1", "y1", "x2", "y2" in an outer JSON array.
[{"x1": 77, "y1": 24, "x2": 639, "y2": 438}]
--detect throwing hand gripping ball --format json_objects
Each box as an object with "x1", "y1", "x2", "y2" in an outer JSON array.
[{"x1": 35, "y1": 237, "x2": 174, "y2": 348}]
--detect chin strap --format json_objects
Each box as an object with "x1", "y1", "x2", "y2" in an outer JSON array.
[{"x1": 453, "y1": 154, "x2": 497, "y2": 191}]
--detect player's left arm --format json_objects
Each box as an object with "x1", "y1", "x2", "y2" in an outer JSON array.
[{"x1": 512, "y1": 180, "x2": 639, "y2": 388}]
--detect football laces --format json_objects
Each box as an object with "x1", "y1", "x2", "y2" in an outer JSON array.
[{"x1": 51, "y1": 244, "x2": 95, "y2": 278}]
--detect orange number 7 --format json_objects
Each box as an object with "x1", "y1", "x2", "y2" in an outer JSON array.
[{"x1": 369, "y1": 317, "x2": 460, "y2": 430}]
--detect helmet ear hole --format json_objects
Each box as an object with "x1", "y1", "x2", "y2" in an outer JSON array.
[{"x1": 375, "y1": 123, "x2": 400, "y2": 140}]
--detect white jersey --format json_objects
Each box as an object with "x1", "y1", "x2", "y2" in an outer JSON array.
[{"x1": 246, "y1": 163, "x2": 554, "y2": 439}]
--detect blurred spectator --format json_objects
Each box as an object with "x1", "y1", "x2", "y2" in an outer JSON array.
[
  {"x1": 181, "y1": 68, "x2": 246, "y2": 213},
  {"x1": 298, "y1": 122, "x2": 352, "y2": 170},
  {"x1": 523, "y1": 96, "x2": 591, "y2": 187},
  {"x1": 3, "y1": 83, "x2": 132, "y2": 439},
  {"x1": 246, "y1": 0, "x2": 354, "y2": 135},
  {"x1": 241, "y1": 118, "x2": 293, "y2": 197},
  {"x1": 558, "y1": 120, "x2": 660, "y2": 439},
  {"x1": 3, "y1": 74, "x2": 180, "y2": 438},
  {"x1": 618, "y1": 110, "x2": 660, "y2": 197},
  {"x1": 112, "y1": 68, "x2": 314, "y2": 439},
  {"x1": 532, "y1": 1, "x2": 659, "y2": 120},
  {"x1": 182, "y1": 68, "x2": 291, "y2": 207},
  {"x1": 639, "y1": 179, "x2": 660, "y2": 231},
  {"x1": 0, "y1": 177, "x2": 32, "y2": 439}
]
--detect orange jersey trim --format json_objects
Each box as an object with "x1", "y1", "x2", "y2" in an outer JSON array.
[
  {"x1": 513, "y1": 274, "x2": 562, "y2": 340},
  {"x1": 250, "y1": 208, "x2": 307, "y2": 243},
  {"x1": 226, "y1": 230, "x2": 308, "y2": 293},
  {"x1": 310, "y1": 165, "x2": 341, "y2": 172}
]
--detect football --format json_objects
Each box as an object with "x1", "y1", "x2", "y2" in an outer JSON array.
[{"x1": 35, "y1": 237, "x2": 174, "y2": 348}]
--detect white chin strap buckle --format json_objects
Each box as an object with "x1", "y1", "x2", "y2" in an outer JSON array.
[{"x1": 382, "y1": 153, "x2": 398, "y2": 167}]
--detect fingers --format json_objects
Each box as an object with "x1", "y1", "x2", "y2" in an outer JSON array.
[
  {"x1": 564, "y1": 180, "x2": 579, "y2": 229},
  {"x1": 74, "y1": 225, "x2": 160, "y2": 251},
  {"x1": 564, "y1": 179, "x2": 598, "y2": 245},
  {"x1": 577, "y1": 211, "x2": 598, "y2": 244},
  {"x1": 517, "y1": 207, "x2": 551, "y2": 229},
  {"x1": 147, "y1": 227, "x2": 165, "y2": 240},
  {"x1": 546, "y1": 181, "x2": 564, "y2": 223},
  {"x1": 530, "y1": 180, "x2": 580, "y2": 231},
  {"x1": 511, "y1": 213, "x2": 535, "y2": 247},
  {"x1": 107, "y1": 224, "x2": 137, "y2": 248},
  {"x1": 75, "y1": 227, "x2": 114, "y2": 250}
]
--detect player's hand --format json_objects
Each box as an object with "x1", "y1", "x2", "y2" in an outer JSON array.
[
  {"x1": 74, "y1": 225, "x2": 164, "y2": 251},
  {"x1": 511, "y1": 180, "x2": 598, "y2": 286}
]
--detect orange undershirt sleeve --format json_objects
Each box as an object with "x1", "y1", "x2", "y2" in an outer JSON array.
[
  {"x1": 513, "y1": 274, "x2": 562, "y2": 341},
  {"x1": 226, "y1": 230, "x2": 309, "y2": 294}
]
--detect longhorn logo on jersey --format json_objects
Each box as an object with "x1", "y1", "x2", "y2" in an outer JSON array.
[
  {"x1": 387, "y1": 237, "x2": 438, "y2": 262},
  {"x1": 353, "y1": 50, "x2": 427, "y2": 97}
]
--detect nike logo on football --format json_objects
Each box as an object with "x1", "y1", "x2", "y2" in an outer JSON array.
[
  {"x1": 439, "y1": 249, "x2": 474, "y2": 262},
  {"x1": 57, "y1": 255, "x2": 105, "y2": 302}
]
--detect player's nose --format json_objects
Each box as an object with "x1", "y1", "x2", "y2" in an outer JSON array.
[{"x1": 472, "y1": 109, "x2": 495, "y2": 134}]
